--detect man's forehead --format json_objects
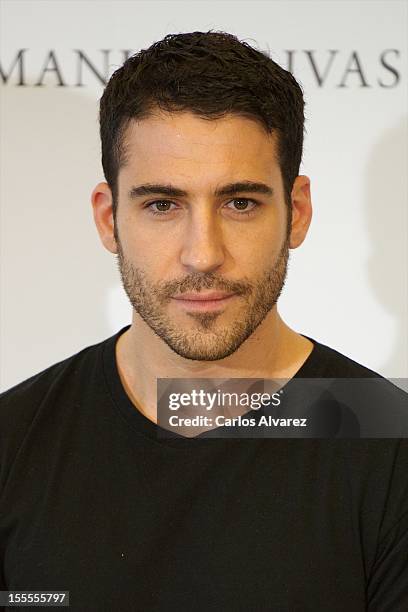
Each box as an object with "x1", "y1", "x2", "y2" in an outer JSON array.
[
  {"x1": 120, "y1": 112, "x2": 279, "y2": 183},
  {"x1": 122, "y1": 111, "x2": 277, "y2": 153}
]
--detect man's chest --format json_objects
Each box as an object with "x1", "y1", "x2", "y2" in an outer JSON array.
[{"x1": 1, "y1": 443, "x2": 369, "y2": 611}]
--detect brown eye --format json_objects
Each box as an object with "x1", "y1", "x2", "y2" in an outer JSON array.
[
  {"x1": 153, "y1": 200, "x2": 171, "y2": 212},
  {"x1": 226, "y1": 198, "x2": 258, "y2": 215},
  {"x1": 147, "y1": 200, "x2": 176, "y2": 215},
  {"x1": 232, "y1": 199, "x2": 251, "y2": 210}
]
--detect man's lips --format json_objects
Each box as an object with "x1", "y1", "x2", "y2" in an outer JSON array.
[
  {"x1": 171, "y1": 291, "x2": 238, "y2": 312},
  {"x1": 172, "y1": 291, "x2": 235, "y2": 301}
]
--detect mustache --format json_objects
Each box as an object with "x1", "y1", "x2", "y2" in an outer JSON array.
[
  {"x1": 115, "y1": 238, "x2": 289, "y2": 300},
  {"x1": 160, "y1": 274, "x2": 252, "y2": 300},
  {"x1": 116, "y1": 253, "x2": 252, "y2": 298}
]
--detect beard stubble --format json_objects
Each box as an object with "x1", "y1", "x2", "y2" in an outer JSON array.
[{"x1": 116, "y1": 235, "x2": 289, "y2": 361}]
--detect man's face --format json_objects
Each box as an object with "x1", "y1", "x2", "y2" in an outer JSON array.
[{"x1": 115, "y1": 111, "x2": 290, "y2": 361}]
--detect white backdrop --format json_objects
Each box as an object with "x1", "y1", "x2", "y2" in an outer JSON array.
[{"x1": 1, "y1": 0, "x2": 407, "y2": 391}]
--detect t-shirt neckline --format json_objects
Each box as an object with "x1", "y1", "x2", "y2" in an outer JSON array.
[{"x1": 102, "y1": 324, "x2": 323, "y2": 445}]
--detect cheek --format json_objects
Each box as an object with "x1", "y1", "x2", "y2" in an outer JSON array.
[
  {"x1": 239, "y1": 243, "x2": 280, "y2": 275},
  {"x1": 119, "y1": 222, "x2": 177, "y2": 277},
  {"x1": 228, "y1": 220, "x2": 284, "y2": 261}
]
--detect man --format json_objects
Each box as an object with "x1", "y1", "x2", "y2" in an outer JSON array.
[{"x1": 1, "y1": 31, "x2": 407, "y2": 611}]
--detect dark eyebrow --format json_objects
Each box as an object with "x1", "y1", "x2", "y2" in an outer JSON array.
[
  {"x1": 215, "y1": 181, "x2": 274, "y2": 197},
  {"x1": 128, "y1": 184, "x2": 187, "y2": 199},
  {"x1": 127, "y1": 181, "x2": 274, "y2": 200}
]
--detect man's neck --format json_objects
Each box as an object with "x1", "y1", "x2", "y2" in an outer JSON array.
[{"x1": 115, "y1": 309, "x2": 314, "y2": 424}]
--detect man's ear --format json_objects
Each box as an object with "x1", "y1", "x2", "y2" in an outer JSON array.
[
  {"x1": 289, "y1": 175, "x2": 313, "y2": 249},
  {"x1": 91, "y1": 182, "x2": 118, "y2": 254}
]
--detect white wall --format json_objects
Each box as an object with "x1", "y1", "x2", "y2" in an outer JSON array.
[{"x1": 1, "y1": 0, "x2": 407, "y2": 390}]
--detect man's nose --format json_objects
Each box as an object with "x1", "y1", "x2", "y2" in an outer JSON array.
[{"x1": 180, "y1": 208, "x2": 225, "y2": 273}]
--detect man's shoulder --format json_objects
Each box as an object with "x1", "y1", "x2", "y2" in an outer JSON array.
[
  {"x1": 302, "y1": 336, "x2": 408, "y2": 436},
  {"x1": 0, "y1": 332, "x2": 117, "y2": 491},
  {"x1": 306, "y1": 335, "x2": 408, "y2": 399},
  {"x1": 303, "y1": 336, "x2": 385, "y2": 379},
  {"x1": 0, "y1": 333, "x2": 114, "y2": 440},
  {"x1": 1, "y1": 337, "x2": 103, "y2": 402}
]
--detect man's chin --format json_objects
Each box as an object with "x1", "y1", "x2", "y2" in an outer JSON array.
[
  {"x1": 151, "y1": 322, "x2": 253, "y2": 362},
  {"x1": 160, "y1": 340, "x2": 243, "y2": 362}
]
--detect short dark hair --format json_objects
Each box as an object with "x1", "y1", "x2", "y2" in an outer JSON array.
[{"x1": 99, "y1": 30, "x2": 305, "y2": 218}]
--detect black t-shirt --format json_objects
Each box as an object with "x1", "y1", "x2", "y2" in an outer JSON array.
[{"x1": 1, "y1": 326, "x2": 407, "y2": 611}]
